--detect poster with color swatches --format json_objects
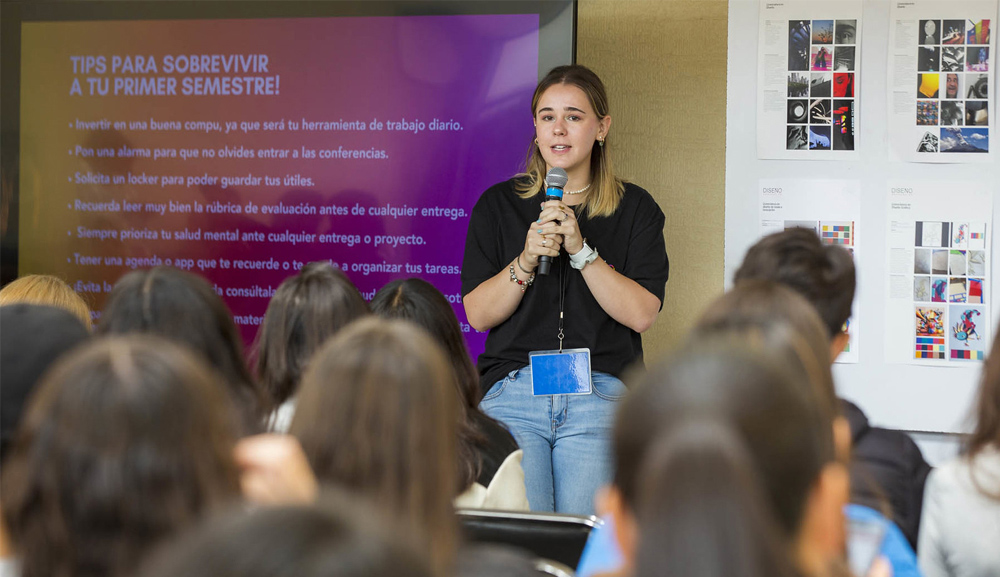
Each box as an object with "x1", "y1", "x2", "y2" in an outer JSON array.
[
  {"x1": 885, "y1": 183, "x2": 992, "y2": 365},
  {"x1": 759, "y1": 179, "x2": 861, "y2": 363}
]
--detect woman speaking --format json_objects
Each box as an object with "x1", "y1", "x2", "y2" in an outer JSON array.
[{"x1": 461, "y1": 65, "x2": 669, "y2": 514}]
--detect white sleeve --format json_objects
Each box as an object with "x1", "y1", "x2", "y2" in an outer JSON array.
[
  {"x1": 918, "y1": 469, "x2": 950, "y2": 577},
  {"x1": 479, "y1": 449, "x2": 530, "y2": 511}
]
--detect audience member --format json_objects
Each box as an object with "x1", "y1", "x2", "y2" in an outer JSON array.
[
  {"x1": 612, "y1": 339, "x2": 848, "y2": 577},
  {"x1": 255, "y1": 262, "x2": 369, "y2": 431},
  {"x1": 140, "y1": 496, "x2": 433, "y2": 577},
  {"x1": 693, "y1": 281, "x2": 920, "y2": 577},
  {"x1": 0, "y1": 305, "x2": 89, "y2": 462},
  {"x1": 0, "y1": 304, "x2": 90, "y2": 575},
  {"x1": 633, "y1": 417, "x2": 796, "y2": 577},
  {"x1": 1, "y1": 337, "x2": 242, "y2": 577},
  {"x1": 98, "y1": 267, "x2": 266, "y2": 435},
  {"x1": 578, "y1": 282, "x2": 852, "y2": 577},
  {"x1": 289, "y1": 317, "x2": 458, "y2": 574},
  {"x1": 0, "y1": 274, "x2": 92, "y2": 329},
  {"x1": 735, "y1": 227, "x2": 931, "y2": 549},
  {"x1": 919, "y1": 329, "x2": 1000, "y2": 577},
  {"x1": 371, "y1": 278, "x2": 527, "y2": 510}
]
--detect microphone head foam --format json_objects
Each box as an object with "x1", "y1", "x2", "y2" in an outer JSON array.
[{"x1": 544, "y1": 167, "x2": 569, "y2": 189}]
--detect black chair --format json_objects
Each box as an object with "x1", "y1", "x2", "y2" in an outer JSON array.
[{"x1": 457, "y1": 509, "x2": 602, "y2": 569}]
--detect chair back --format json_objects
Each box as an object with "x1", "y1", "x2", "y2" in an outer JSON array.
[{"x1": 457, "y1": 509, "x2": 601, "y2": 569}]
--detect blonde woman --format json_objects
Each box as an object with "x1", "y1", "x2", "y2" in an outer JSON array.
[
  {"x1": 461, "y1": 65, "x2": 669, "y2": 514},
  {"x1": 0, "y1": 274, "x2": 91, "y2": 329}
]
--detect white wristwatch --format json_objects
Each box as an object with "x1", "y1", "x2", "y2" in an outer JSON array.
[{"x1": 569, "y1": 241, "x2": 599, "y2": 270}]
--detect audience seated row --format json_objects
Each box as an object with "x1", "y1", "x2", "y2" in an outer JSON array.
[{"x1": 0, "y1": 227, "x2": 998, "y2": 577}]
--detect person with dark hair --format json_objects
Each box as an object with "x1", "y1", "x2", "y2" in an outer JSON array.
[
  {"x1": 0, "y1": 304, "x2": 90, "y2": 574},
  {"x1": 734, "y1": 227, "x2": 932, "y2": 551},
  {"x1": 0, "y1": 304, "x2": 89, "y2": 462},
  {"x1": 919, "y1": 327, "x2": 1000, "y2": 577},
  {"x1": 255, "y1": 262, "x2": 369, "y2": 431},
  {"x1": 139, "y1": 495, "x2": 434, "y2": 577},
  {"x1": 579, "y1": 282, "x2": 851, "y2": 577},
  {"x1": 1, "y1": 337, "x2": 242, "y2": 577},
  {"x1": 98, "y1": 267, "x2": 267, "y2": 435},
  {"x1": 611, "y1": 340, "x2": 849, "y2": 577},
  {"x1": 371, "y1": 278, "x2": 528, "y2": 510},
  {"x1": 289, "y1": 318, "x2": 459, "y2": 575},
  {"x1": 461, "y1": 64, "x2": 669, "y2": 514},
  {"x1": 633, "y1": 418, "x2": 796, "y2": 577}
]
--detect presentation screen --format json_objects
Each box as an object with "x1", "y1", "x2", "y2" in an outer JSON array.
[{"x1": 0, "y1": 1, "x2": 575, "y2": 358}]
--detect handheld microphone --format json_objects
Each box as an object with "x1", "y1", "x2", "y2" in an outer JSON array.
[{"x1": 537, "y1": 167, "x2": 568, "y2": 276}]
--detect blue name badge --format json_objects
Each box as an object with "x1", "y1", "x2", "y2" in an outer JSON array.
[{"x1": 530, "y1": 348, "x2": 592, "y2": 396}]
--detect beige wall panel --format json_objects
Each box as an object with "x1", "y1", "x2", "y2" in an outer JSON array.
[{"x1": 577, "y1": 0, "x2": 729, "y2": 361}]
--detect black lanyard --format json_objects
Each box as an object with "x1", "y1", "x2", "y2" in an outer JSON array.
[{"x1": 557, "y1": 254, "x2": 566, "y2": 352}]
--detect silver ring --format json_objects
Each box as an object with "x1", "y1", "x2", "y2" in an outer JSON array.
[{"x1": 542, "y1": 239, "x2": 547, "y2": 247}]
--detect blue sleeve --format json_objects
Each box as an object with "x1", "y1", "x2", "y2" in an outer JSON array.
[
  {"x1": 576, "y1": 517, "x2": 624, "y2": 577},
  {"x1": 880, "y1": 518, "x2": 923, "y2": 577},
  {"x1": 846, "y1": 504, "x2": 923, "y2": 577}
]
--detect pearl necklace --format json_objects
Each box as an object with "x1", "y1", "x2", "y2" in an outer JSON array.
[{"x1": 564, "y1": 183, "x2": 592, "y2": 195}]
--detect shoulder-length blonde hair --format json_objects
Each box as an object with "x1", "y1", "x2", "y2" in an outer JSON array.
[
  {"x1": 516, "y1": 64, "x2": 624, "y2": 219},
  {"x1": 0, "y1": 274, "x2": 92, "y2": 329}
]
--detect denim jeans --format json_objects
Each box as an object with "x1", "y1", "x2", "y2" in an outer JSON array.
[{"x1": 479, "y1": 366, "x2": 626, "y2": 515}]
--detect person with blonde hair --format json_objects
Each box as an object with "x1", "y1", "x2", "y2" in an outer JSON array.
[
  {"x1": 461, "y1": 64, "x2": 669, "y2": 514},
  {"x1": 0, "y1": 274, "x2": 91, "y2": 329}
]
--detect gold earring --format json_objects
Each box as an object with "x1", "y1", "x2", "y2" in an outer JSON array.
[
  {"x1": 598, "y1": 137, "x2": 605, "y2": 147},
  {"x1": 535, "y1": 138, "x2": 539, "y2": 147}
]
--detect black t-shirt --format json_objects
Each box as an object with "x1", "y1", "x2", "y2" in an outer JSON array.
[{"x1": 461, "y1": 178, "x2": 669, "y2": 396}]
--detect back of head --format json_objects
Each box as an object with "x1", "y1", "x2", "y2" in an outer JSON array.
[
  {"x1": 98, "y1": 266, "x2": 265, "y2": 433},
  {"x1": 0, "y1": 274, "x2": 92, "y2": 329},
  {"x1": 734, "y1": 227, "x2": 856, "y2": 339},
  {"x1": 693, "y1": 280, "x2": 839, "y2": 418},
  {"x1": 140, "y1": 495, "x2": 433, "y2": 577},
  {"x1": 370, "y1": 278, "x2": 485, "y2": 491},
  {"x1": 615, "y1": 341, "x2": 832, "y2": 539},
  {"x1": 256, "y1": 262, "x2": 369, "y2": 407},
  {"x1": 1, "y1": 336, "x2": 240, "y2": 577},
  {"x1": 370, "y1": 278, "x2": 479, "y2": 408},
  {"x1": 0, "y1": 303, "x2": 89, "y2": 462},
  {"x1": 634, "y1": 418, "x2": 795, "y2": 577},
  {"x1": 289, "y1": 317, "x2": 458, "y2": 573}
]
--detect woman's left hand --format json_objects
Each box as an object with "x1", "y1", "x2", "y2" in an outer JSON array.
[{"x1": 537, "y1": 200, "x2": 584, "y2": 255}]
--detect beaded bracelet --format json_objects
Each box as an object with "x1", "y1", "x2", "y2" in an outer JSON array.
[{"x1": 509, "y1": 262, "x2": 535, "y2": 292}]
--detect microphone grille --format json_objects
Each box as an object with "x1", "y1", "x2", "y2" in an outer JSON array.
[{"x1": 545, "y1": 167, "x2": 568, "y2": 189}]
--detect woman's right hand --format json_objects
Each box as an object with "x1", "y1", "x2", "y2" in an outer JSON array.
[{"x1": 521, "y1": 221, "x2": 563, "y2": 271}]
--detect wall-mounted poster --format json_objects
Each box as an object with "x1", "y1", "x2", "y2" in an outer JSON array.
[
  {"x1": 757, "y1": 1, "x2": 863, "y2": 159},
  {"x1": 759, "y1": 179, "x2": 861, "y2": 363},
  {"x1": 885, "y1": 183, "x2": 992, "y2": 365},
  {"x1": 887, "y1": 0, "x2": 996, "y2": 163}
]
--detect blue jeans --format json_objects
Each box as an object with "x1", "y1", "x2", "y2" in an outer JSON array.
[{"x1": 479, "y1": 366, "x2": 626, "y2": 515}]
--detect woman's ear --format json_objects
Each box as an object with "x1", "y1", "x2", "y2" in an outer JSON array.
[
  {"x1": 798, "y1": 461, "x2": 850, "y2": 570},
  {"x1": 599, "y1": 115, "x2": 612, "y2": 139},
  {"x1": 833, "y1": 416, "x2": 852, "y2": 465},
  {"x1": 599, "y1": 485, "x2": 638, "y2": 570}
]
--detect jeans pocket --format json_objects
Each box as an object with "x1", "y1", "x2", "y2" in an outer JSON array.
[
  {"x1": 592, "y1": 373, "x2": 627, "y2": 401},
  {"x1": 480, "y1": 368, "x2": 520, "y2": 403}
]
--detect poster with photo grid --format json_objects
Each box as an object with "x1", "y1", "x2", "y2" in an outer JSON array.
[
  {"x1": 757, "y1": 1, "x2": 863, "y2": 159},
  {"x1": 887, "y1": 0, "x2": 996, "y2": 162},
  {"x1": 884, "y1": 183, "x2": 992, "y2": 366},
  {"x1": 759, "y1": 179, "x2": 861, "y2": 362}
]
